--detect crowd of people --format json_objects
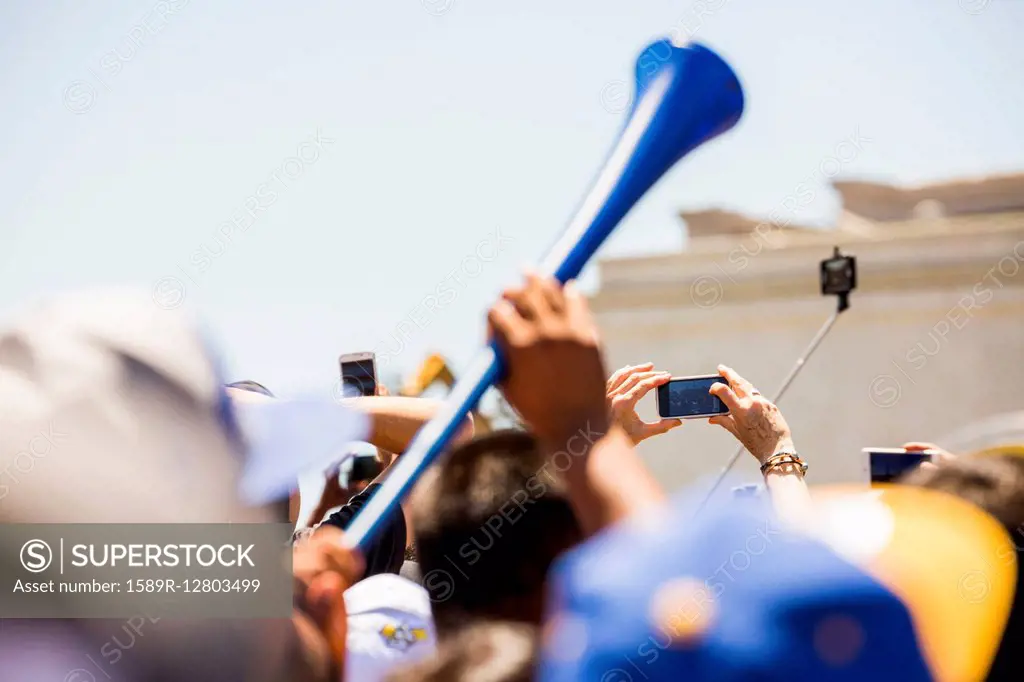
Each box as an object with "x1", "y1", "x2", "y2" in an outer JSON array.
[{"x1": 0, "y1": 272, "x2": 1021, "y2": 681}]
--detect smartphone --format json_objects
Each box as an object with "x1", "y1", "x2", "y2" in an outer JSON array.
[
  {"x1": 349, "y1": 454, "x2": 383, "y2": 484},
  {"x1": 339, "y1": 352, "x2": 378, "y2": 398},
  {"x1": 655, "y1": 374, "x2": 729, "y2": 419},
  {"x1": 863, "y1": 448, "x2": 937, "y2": 484}
]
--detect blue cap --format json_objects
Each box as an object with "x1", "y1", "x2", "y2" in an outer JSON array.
[{"x1": 538, "y1": 496, "x2": 932, "y2": 682}]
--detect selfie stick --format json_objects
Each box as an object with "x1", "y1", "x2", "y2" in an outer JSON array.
[
  {"x1": 694, "y1": 247, "x2": 854, "y2": 514},
  {"x1": 344, "y1": 41, "x2": 745, "y2": 551}
]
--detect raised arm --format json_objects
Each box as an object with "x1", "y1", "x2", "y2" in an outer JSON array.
[
  {"x1": 488, "y1": 273, "x2": 666, "y2": 536},
  {"x1": 342, "y1": 395, "x2": 474, "y2": 456}
]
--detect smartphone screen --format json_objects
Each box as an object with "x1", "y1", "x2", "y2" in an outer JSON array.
[
  {"x1": 866, "y1": 449, "x2": 934, "y2": 483},
  {"x1": 339, "y1": 355, "x2": 377, "y2": 397},
  {"x1": 656, "y1": 376, "x2": 729, "y2": 419}
]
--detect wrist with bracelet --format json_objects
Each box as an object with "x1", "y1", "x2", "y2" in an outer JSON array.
[{"x1": 760, "y1": 448, "x2": 807, "y2": 477}]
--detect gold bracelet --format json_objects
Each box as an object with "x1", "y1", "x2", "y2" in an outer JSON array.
[{"x1": 760, "y1": 452, "x2": 808, "y2": 476}]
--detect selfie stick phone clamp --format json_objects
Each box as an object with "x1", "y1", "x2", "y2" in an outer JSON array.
[{"x1": 695, "y1": 247, "x2": 857, "y2": 514}]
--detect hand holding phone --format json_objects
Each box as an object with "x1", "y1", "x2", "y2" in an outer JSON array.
[
  {"x1": 606, "y1": 363, "x2": 684, "y2": 444},
  {"x1": 902, "y1": 441, "x2": 955, "y2": 463},
  {"x1": 706, "y1": 365, "x2": 797, "y2": 466},
  {"x1": 349, "y1": 454, "x2": 383, "y2": 485}
]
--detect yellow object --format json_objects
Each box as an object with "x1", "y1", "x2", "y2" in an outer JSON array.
[
  {"x1": 400, "y1": 353, "x2": 494, "y2": 433},
  {"x1": 379, "y1": 623, "x2": 429, "y2": 650},
  {"x1": 400, "y1": 353, "x2": 455, "y2": 396},
  {"x1": 810, "y1": 484, "x2": 1016, "y2": 682}
]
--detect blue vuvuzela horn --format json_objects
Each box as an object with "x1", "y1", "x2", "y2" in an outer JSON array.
[{"x1": 345, "y1": 41, "x2": 745, "y2": 550}]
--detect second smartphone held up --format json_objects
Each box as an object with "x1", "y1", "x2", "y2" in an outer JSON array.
[
  {"x1": 655, "y1": 374, "x2": 729, "y2": 419},
  {"x1": 862, "y1": 447, "x2": 937, "y2": 484},
  {"x1": 339, "y1": 352, "x2": 378, "y2": 398}
]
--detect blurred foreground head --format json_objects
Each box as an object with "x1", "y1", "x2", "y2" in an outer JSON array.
[
  {"x1": 540, "y1": 485, "x2": 1016, "y2": 682},
  {"x1": 410, "y1": 430, "x2": 583, "y2": 636},
  {"x1": 0, "y1": 290, "x2": 292, "y2": 681},
  {"x1": 0, "y1": 289, "x2": 255, "y2": 523}
]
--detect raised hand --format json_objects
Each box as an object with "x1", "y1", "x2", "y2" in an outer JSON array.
[
  {"x1": 902, "y1": 441, "x2": 956, "y2": 471},
  {"x1": 708, "y1": 365, "x2": 795, "y2": 465},
  {"x1": 488, "y1": 272, "x2": 609, "y2": 448},
  {"x1": 292, "y1": 526, "x2": 364, "y2": 677},
  {"x1": 606, "y1": 363, "x2": 682, "y2": 444}
]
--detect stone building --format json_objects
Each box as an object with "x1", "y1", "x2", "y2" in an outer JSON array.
[{"x1": 590, "y1": 173, "x2": 1024, "y2": 489}]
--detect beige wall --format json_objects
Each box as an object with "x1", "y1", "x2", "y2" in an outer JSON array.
[{"x1": 591, "y1": 219, "x2": 1024, "y2": 492}]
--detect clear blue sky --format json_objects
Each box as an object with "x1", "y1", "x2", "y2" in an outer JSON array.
[{"x1": 2, "y1": 0, "x2": 1022, "y2": 398}]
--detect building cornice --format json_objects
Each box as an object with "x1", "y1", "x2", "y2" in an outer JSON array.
[{"x1": 591, "y1": 213, "x2": 1024, "y2": 312}]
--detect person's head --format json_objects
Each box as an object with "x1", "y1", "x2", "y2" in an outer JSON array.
[
  {"x1": 409, "y1": 430, "x2": 583, "y2": 636},
  {"x1": 386, "y1": 621, "x2": 537, "y2": 682},
  {"x1": 901, "y1": 454, "x2": 1024, "y2": 529},
  {"x1": 902, "y1": 454, "x2": 1024, "y2": 680}
]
